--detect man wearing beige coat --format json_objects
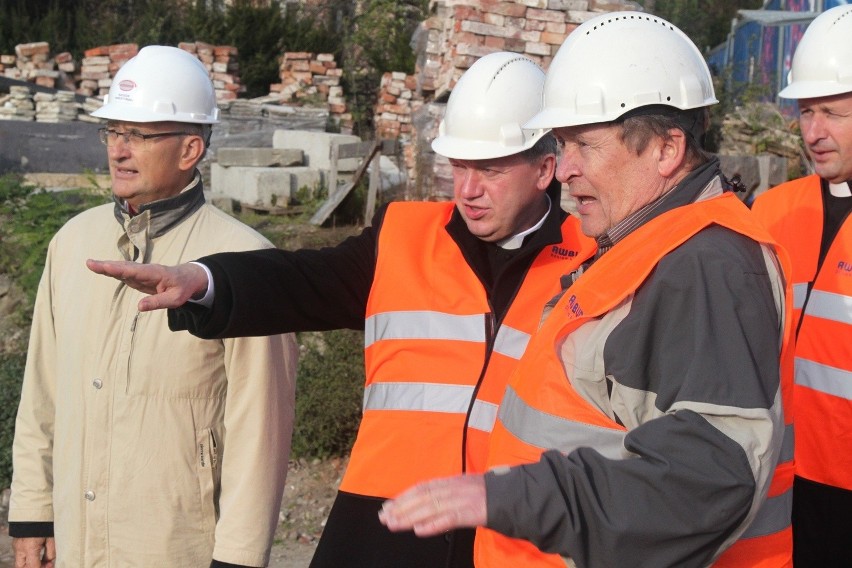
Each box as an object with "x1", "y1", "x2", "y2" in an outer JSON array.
[{"x1": 8, "y1": 46, "x2": 298, "y2": 568}]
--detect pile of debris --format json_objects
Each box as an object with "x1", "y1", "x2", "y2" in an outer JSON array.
[
  {"x1": 1, "y1": 42, "x2": 69, "y2": 90},
  {"x1": 718, "y1": 102, "x2": 807, "y2": 177}
]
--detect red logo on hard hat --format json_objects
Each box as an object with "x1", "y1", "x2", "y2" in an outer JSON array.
[{"x1": 119, "y1": 80, "x2": 136, "y2": 91}]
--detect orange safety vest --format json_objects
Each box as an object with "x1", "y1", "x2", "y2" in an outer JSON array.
[
  {"x1": 753, "y1": 175, "x2": 852, "y2": 491},
  {"x1": 478, "y1": 193, "x2": 795, "y2": 567},
  {"x1": 339, "y1": 201, "x2": 596, "y2": 498}
]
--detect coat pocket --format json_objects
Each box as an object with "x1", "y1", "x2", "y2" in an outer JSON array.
[{"x1": 196, "y1": 427, "x2": 221, "y2": 535}]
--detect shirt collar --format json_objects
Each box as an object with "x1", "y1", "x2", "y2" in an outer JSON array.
[{"x1": 497, "y1": 194, "x2": 552, "y2": 250}]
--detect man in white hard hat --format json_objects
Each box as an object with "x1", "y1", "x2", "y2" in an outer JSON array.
[
  {"x1": 85, "y1": 51, "x2": 595, "y2": 567},
  {"x1": 751, "y1": 6, "x2": 852, "y2": 566},
  {"x1": 8, "y1": 46, "x2": 298, "y2": 568},
  {"x1": 380, "y1": 12, "x2": 795, "y2": 567}
]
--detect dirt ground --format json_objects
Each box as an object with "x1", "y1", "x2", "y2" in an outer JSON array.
[{"x1": 0, "y1": 457, "x2": 345, "y2": 568}]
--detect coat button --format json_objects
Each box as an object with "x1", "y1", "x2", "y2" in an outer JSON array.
[
  {"x1": 84, "y1": 490, "x2": 96, "y2": 501},
  {"x1": 92, "y1": 379, "x2": 103, "y2": 389}
]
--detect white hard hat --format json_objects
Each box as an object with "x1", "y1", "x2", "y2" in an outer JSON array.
[
  {"x1": 432, "y1": 51, "x2": 549, "y2": 160},
  {"x1": 91, "y1": 45, "x2": 219, "y2": 124},
  {"x1": 526, "y1": 11, "x2": 717, "y2": 130},
  {"x1": 779, "y1": 5, "x2": 852, "y2": 100}
]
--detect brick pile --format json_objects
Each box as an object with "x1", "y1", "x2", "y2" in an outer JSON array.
[
  {"x1": 374, "y1": 71, "x2": 425, "y2": 183},
  {"x1": 270, "y1": 52, "x2": 353, "y2": 133},
  {"x1": 419, "y1": 0, "x2": 630, "y2": 100},
  {"x1": 1, "y1": 42, "x2": 60, "y2": 88},
  {"x1": 78, "y1": 43, "x2": 139, "y2": 97},
  {"x1": 178, "y1": 42, "x2": 244, "y2": 102},
  {"x1": 376, "y1": 0, "x2": 638, "y2": 199}
]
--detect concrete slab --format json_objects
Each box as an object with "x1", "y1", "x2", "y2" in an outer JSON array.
[
  {"x1": 216, "y1": 147, "x2": 303, "y2": 167},
  {"x1": 210, "y1": 163, "x2": 293, "y2": 208}
]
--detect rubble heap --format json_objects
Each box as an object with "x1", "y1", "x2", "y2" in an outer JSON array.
[{"x1": 719, "y1": 102, "x2": 806, "y2": 176}]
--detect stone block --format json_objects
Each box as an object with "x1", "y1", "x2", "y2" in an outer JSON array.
[
  {"x1": 216, "y1": 147, "x2": 304, "y2": 167},
  {"x1": 272, "y1": 130, "x2": 361, "y2": 171},
  {"x1": 283, "y1": 166, "x2": 324, "y2": 197},
  {"x1": 210, "y1": 164, "x2": 293, "y2": 208}
]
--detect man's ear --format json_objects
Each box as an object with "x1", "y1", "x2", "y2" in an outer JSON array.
[
  {"x1": 657, "y1": 128, "x2": 688, "y2": 178},
  {"x1": 178, "y1": 135, "x2": 205, "y2": 172},
  {"x1": 536, "y1": 154, "x2": 557, "y2": 191}
]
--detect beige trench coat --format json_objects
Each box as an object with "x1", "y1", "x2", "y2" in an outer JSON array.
[{"x1": 10, "y1": 200, "x2": 298, "y2": 567}]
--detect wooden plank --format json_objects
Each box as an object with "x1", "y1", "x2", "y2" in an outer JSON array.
[
  {"x1": 365, "y1": 154, "x2": 381, "y2": 225},
  {"x1": 336, "y1": 140, "x2": 376, "y2": 160},
  {"x1": 310, "y1": 139, "x2": 380, "y2": 226}
]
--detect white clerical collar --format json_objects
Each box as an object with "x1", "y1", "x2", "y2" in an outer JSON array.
[
  {"x1": 497, "y1": 194, "x2": 552, "y2": 250},
  {"x1": 828, "y1": 181, "x2": 852, "y2": 198}
]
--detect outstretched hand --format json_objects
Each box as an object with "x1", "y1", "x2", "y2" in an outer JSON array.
[
  {"x1": 86, "y1": 259, "x2": 208, "y2": 312},
  {"x1": 378, "y1": 474, "x2": 487, "y2": 537}
]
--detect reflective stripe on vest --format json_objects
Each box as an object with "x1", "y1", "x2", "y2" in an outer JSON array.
[
  {"x1": 364, "y1": 311, "x2": 484, "y2": 346},
  {"x1": 802, "y1": 289, "x2": 852, "y2": 325},
  {"x1": 497, "y1": 385, "x2": 632, "y2": 460},
  {"x1": 479, "y1": 193, "x2": 794, "y2": 567},
  {"x1": 341, "y1": 201, "x2": 596, "y2": 497},
  {"x1": 793, "y1": 282, "x2": 808, "y2": 310},
  {"x1": 360, "y1": 381, "x2": 500, "y2": 433},
  {"x1": 795, "y1": 357, "x2": 852, "y2": 400}
]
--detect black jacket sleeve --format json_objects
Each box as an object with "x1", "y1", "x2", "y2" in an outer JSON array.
[{"x1": 168, "y1": 207, "x2": 387, "y2": 339}]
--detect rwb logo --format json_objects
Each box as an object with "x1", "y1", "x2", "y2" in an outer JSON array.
[
  {"x1": 551, "y1": 245, "x2": 577, "y2": 259},
  {"x1": 119, "y1": 80, "x2": 136, "y2": 92},
  {"x1": 837, "y1": 260, "x2": 852, "y2": 275}
]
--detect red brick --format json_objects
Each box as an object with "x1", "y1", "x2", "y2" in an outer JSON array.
[
  {"x1": 527, "y1": 8, "x2": 565, "y2": 22},
  {"x1": 484, "y1": 36, "x2": 506, "y2": 49},
  {"x1": 214, "y1": 45, "x2": 238, "y2": 56},
  {"x1": 454, "y1": 6, "x2": 483, "y2": 22},
  {"x1": 108, "y1": 43, "x2": 138, "y2": 55},
  {"x1": 84, "y1": 46, "x2": 109, "y2": 57},
  {"x1": 15, "y1": 41, "x2": 50, "y2": 58},
  {"x1": 545, "y1": 21, "x2": 568, "y2": 33},
  {"x1": 55, "y1": 52, "x2": 73, "y2": 64},
  {"x1": 480, "y1": 0, "x2": 528, "y2": 17},
  {"x1": 541, "y1": 31, "x2": 567, "y2": 45}
]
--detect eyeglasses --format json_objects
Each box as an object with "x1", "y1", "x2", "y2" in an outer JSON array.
[{"x1": 98, "y1": 128, "x2": 191, "y2": 147}]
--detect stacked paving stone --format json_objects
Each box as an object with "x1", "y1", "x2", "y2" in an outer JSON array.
[
  {"x1": 270, "y1": 52, "x2": 353, "y2": 133},
  {"x1": 78, "y1": 43, "x2": 138, "y2": 97},
  {"x1": 34, "y1": 91, "x2": 78, "y2": 123},
  {"x1": 0, "y1": 86, "x2": 36, "y2": 121},
  {"x1": 178, "y1": 42, "x2": 244, "y2": 102}
]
